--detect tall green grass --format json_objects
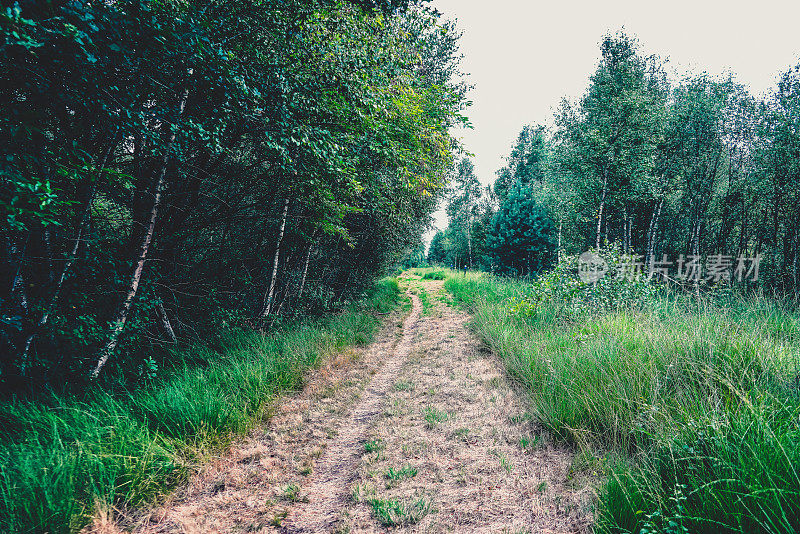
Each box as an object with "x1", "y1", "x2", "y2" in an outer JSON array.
[
  {"x1": 410, "y1": 267, "x2": 448, "y2": 280},
  {"x1": 0, "y1": 278, "x2": 400, "y2": 533},
  {"x1": 445, "y1": 273, "x2": 800, "y2": 533}
]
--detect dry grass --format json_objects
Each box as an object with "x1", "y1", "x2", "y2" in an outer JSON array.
[
  {"x1": 341, "y1": 280, "x2": 594, "y2": 533},
  {"x1": 117, "y1": 301, "x2": 410, "y2": 533}
]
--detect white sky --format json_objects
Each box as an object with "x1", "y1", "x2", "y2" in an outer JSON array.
[{"x1": 425, "y1": 0, "x2": 800, "y2": 244}]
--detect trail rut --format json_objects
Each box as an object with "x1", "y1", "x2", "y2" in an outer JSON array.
[{"x1": 282, "y1": 293, "x2": 422, "y2": 532}]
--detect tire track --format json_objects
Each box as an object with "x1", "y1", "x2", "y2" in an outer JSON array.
[{"x1": 282, "y1": 291, "x2": 422, "y2": 533}]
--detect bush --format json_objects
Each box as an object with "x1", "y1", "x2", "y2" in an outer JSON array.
[
  {"x1": 422, "y1": 269, "x2": 447, "y2": 280},
  {"x1": 521, "y1": 247, "x2": 660, "y2": 313}
]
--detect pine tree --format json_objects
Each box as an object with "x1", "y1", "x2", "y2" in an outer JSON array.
[{"x1": 486, "y1": 180, "x2": 555, "y2": 276}]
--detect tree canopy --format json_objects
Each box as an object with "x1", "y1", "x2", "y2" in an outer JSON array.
[
  {"x1": 0, "y1": 0, "x2": 468, "y2": 388},
  {"x1": 429, "y1": 31, "x2": 800, "y2": 298}
]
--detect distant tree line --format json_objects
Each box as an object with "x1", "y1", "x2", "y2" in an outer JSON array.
[
  {"x1": 431, "y1": 32, "x2": 800, "y2": 296},
  {"x1": 0, "y1": 0, "x2": 468, "y2": 389}
]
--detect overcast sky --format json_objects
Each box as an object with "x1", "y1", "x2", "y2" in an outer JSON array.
[{"x1": 425, "y1": 0, "x2": 800, "y2": 242}]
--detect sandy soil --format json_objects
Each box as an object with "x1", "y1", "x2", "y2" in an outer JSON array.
[{"x1": 110, "y1": 277, "x2": 593, "y2": 534}]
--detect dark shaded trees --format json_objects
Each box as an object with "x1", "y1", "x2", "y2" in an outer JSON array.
[
  {"x1": 0, "y1": 0, "x2": 468, "y2": 388},
  {"x1": 486, "y1": 180, "x2": 555, "y2": 276}
]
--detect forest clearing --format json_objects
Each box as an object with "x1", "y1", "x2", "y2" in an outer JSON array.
[{"x1": 3, "y1": 0, "x2": 800, "y2": 532}]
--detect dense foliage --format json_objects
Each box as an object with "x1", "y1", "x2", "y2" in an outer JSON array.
[
  {"x1": 485, "y1": 179, "x2": 554, "y2": 276},
  {"x1": 430, "y1": 32, "x2": 800, "y2": 300},
  {"x1": 0, "y1": 0, "x2": 468, "y2": 388}
]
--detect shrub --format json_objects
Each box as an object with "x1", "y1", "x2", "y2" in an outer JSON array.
[
  {"x1": 521, "y1": 247, "x2": 660, "y2": 314},
  {"x1": 422, "y1": 270, "x2": 447, "y2": 280}
]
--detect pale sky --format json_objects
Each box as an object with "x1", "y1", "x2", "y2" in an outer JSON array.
[{"x1": 425, "y1": 0, "x2": 800, "y2": 243}]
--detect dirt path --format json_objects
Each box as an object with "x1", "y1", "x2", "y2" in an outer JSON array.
[
  {"x1": 125, "y1": 277, "x2": 592, "y2": 534},
  {"x1": 282, "y1": 292, "x2": 422, "y2": 532}
]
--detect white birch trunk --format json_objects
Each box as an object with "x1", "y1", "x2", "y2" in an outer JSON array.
[
  {"x1": 22, "y1": 140, "x2": 117, "y2": 363},
  {"x1": 91, "y1": 75, "x2": 191, "y2": 378},
  {"x1": 297, "y1": 239, "x2": 314, "y2": 301},
  {"x1": 596, "y1": 170, "x2": 608, "y2": 250},
  {"x1": 261, "y1": 197, "x2": 290, "y2": 318}
]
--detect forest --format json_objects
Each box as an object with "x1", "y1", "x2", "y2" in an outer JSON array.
[
  {"x1": 0, "y1": 1, "x2": 469, "y2": 531},
  {"x1": 430, "y1": 33, "x2": 800, "y2": 296},
  {"x1": 1, "y1": 0, "x2": 467, "y2": 388},
  {"x1": 3, "y1": 1, "x2": 800, "y2": 532}
]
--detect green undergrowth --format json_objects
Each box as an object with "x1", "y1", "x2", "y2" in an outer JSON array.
[
  {"x1": 367, "y1": 496, "x2": 432, "y2": 526},
  {"x1": 418, "y1": 287, "x2": 432, "y2": 315},
  {"x1": 0, "y1": 278, "x2": 401, "y2": 534},
  {"x1": 411, "y1": 267, "x2": 448, "y2": 280},
  {"x1": 444, "y1": 265, "x2": 800, "y2": 534}
]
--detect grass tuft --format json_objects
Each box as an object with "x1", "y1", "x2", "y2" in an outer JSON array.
[
  {"x1": 281, "y1": 483, "x2": 307, "y2": 502},
  {"x1": 363, "y1": 439, "x2": 385, "y2": 454},
  {"x1": 394, "y1": 380, "x2": 415, "y2": 392},
  {"x1": 367, "y1": 496, "x2": 432, "y2": 526},
  {"x1": 385, "y1": 465, "x2": 418, "y2": 482},
  {"x1": 422, "y1": 406, "x2": 449, "y2": 429}
]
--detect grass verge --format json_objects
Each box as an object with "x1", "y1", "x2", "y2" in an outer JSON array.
[
  {"x1": 411, "y1": 267, "x2": 447, "y2": 281},
  {"x1": 444, "y1": 269, "x2": 800, "y2": 534},
  {"x1": 0, "y1": 278, "x2": 401, "y2": 534}
]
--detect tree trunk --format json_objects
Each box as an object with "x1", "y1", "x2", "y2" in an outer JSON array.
[
  {"x1": 8, "y1": 236, "x2": 30, "y2": 374},
  {"x1": 691, "y1": 211, "x2": 702, "y2": 258},
  {"x1": 557, "y1": 218, "x2": 562, "y2": 263},
  {"x1": 466, "y1": 224, "x2": 472, "y2": 269},
  {"x1": 596, "y1": 169, "x2": 609, "y2": 250},
  {"x1": 646, "y1": 198, "x2": 663, "y2": 267},
  {"x1": 22, "y1": 138, "x2": 117, "y2": 364},
  {"x1": 9, "y1": 237, "x2": 29, "y2": 315},
  {"x1": 627, "y1": 216, "x2": 632, "y2": 255},
  {"x1": 297, "y1": 238, "x2": 315, "y2": 301},
  {"x1": 755, "y1": 206, "x2": 767, "y2": 257},
  {"x1": 623, "y1": 206, "x2": 628, "y2": 253},
  {"x1": 261, "y1": 197, "x2": 290, "y2": 318},
  {"x1": 692, "y1": 209, "x2": 703, "y2": 298},
  {"x1": 91, "y1": 74, "x2": 192, "y2": 378},
  {"x1": 156, "y1": 301, "x2": 177, "y2": 343},
  {"x1": 737, "y1": 207, "x2": 749, "y2": 259}
]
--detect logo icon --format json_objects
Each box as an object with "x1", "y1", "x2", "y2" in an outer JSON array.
[{"x1": 578, "y1": 251, "x2": 608, "y2": 283}]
